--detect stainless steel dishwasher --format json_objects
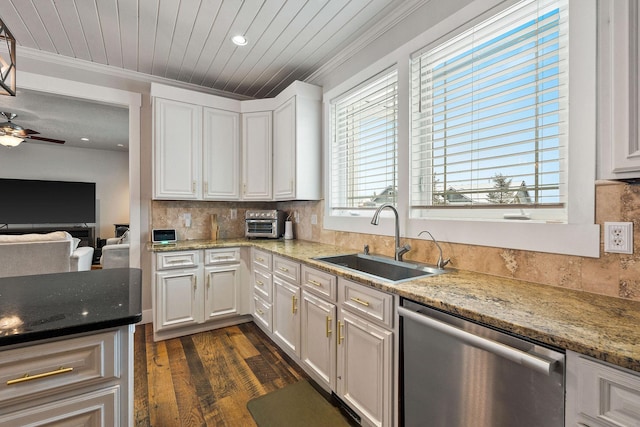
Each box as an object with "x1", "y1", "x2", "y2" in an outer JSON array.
[{"x1": 398, "y1": 299, "x2": 565, "y2": 427}]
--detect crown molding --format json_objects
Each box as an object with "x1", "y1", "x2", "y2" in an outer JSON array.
[
  {"x1": 306, "y1": 0, "x2": 432, "y2": 84},
  {"x1": 11, "y1": 46, "x2": 255, "y2": 101}
]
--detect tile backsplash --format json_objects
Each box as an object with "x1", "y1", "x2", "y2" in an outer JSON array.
[{"x1": 152, "y1": 181, "x2": 640, "y2": 301}]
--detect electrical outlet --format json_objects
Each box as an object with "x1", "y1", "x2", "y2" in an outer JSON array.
[
  {"x1": 311, "y1": 214, "x2": 318, "y2": 225},
  {"x1": 183, "y1": 213, "x2": 192, "y2": 228},
  {"x1": 604, "y1": 222, "x2": 633, "y2": 254},
  {"x1": 230, "y1": 208, "x2": 237, "y2": 220},
  {"x1": 294, "y1": 211, "x2": 300, "y2": 223}
]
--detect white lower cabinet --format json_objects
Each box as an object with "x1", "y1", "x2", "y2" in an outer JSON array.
[
  {"x1": 156, "y1": 266, "x2": 201, "y2": 330},
  {"x1": 566, "y1": 350, "x2": 640, "y2": 427},
  {"x1": 301, "y1": 290, "x2": 337, "y2": 391},
  {"x1": 153, "y1": 248, "x2": 247, "y2": 341},
  {"x1": 256, "y1": 260, "x2": 395, "y2": 427},
  {"x1": 337, "y1": 278, "x2": 394, "y2": 427},
  {"x1": 0, "y1": 326, "x2": 133, "y2": 427},
  {"x1": 272, "y1": 276, "x2": 301, "y2": 357}
]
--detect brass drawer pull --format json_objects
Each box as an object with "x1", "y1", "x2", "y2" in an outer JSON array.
[
  {"x1": 279, "y1": 266, "x2": 289, "y2": 272},
  {"x1": 338, "y1": 320, "x2": 344, "y2": 344},
  {"x1": 256, "y1": 280, "x2": 264, "y2": 286},
  {"x1": 256, "y1": 257, "x2": 265, "y2": 262},
  {"x1": 7, "y1": 367, "x2": 74, "y2": 386},
  {"x1": 326, "y1": 316, "x2": 332, "y2": 337},
  {"x1": 256, "y1": 309, "x2": 264, "y2": 316},
  {"x1": 350, "y1": 297, "x2": 370, "y2": 307},
  {"x1": 292, "y1": 295, "x2": 298, "y2": 314},
  {"x1": 308, "y1": 279, "x2": 322, "y2": 287}
]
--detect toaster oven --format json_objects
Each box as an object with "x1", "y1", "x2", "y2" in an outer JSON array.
[{"x1": 245, "y1": 210, "x2": 285, "y2": 239}]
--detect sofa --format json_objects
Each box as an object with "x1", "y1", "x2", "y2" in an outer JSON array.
[
  {"x1": 100, "y1": 229, "x2": 129, "y2": 269},
  {"x1": 0, "y1": 231, "x2": 94, "y2": 278}
]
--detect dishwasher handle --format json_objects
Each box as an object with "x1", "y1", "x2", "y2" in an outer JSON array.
[{"x1": 398, "y1": 306, "x2": 558, "y2": 376}]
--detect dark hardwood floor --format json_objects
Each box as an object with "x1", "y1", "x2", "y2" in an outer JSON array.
[{"x1": 134, "y1": 322, "x2": 310, "y2": 426}]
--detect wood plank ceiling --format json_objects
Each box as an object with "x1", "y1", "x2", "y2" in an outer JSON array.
[{"x1": 0, "y1": 0, "x2": 422, "y2": 99}]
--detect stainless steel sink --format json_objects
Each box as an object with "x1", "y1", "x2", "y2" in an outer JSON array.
[{"x1": 313, "y1": 253, "x2": 448, "y2": 284}]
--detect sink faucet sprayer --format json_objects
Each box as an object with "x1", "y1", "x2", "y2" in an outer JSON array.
[
  {"x1": 418, "y1": 230, "x2": 450, "y2": 270},
  {"x1": 370, "y1": 203, "x2": 411, "y2": 261}
]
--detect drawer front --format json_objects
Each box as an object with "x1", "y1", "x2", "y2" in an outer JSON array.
[
  {"x1": 204, "y1": 248, "x2": 240, "y2": 265},
  {"x1": 252, "y1": 249, "x2": 272, "y2": 270},
  {"x1": 273, "y1": 256, "x2": 300, "y2": 284},
  {"x1": 0, "y1": 385, "x2": 119, "y2": 427},
  {"x1": 0, "y1": 330, "x2": 119, "y2": 406},
  {"x1": 157, "y1": 250, "x2": 199, "y2": 270},
  {"x1": 253, "y1": 268, "x2": 273, "y2": 303},
  {"x1": 339, "y1": 278, "x2": 393, "y2": 328},
  {"x1": 302, "y1": 265, "x2": 337, "y2": 301},
  {"x1": 253, "y1": 295, "x2": 272, "y2": 332}
]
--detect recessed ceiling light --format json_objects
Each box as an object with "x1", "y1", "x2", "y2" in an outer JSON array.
[
  {"x1": 81, "y1": 137, "x2": 89, "y2": 141},
  {"x1": 231, "y1": 35, "x2": 248, "y2": 46}
]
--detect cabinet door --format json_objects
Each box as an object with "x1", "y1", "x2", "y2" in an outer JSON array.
[
  {"x1": 301, "y1": 290, "x2": 337, "y2": 391},
  {"x1": 155, "y1": 268, "x2": 201, "y2": 330},
  {"x1": 203, "y1": 108, "x2": 240, "y2": 200},
  {"x1": 273, "y1": 96, "x2": 296, "y2": 200},
  {"x1": 337, "y1": 309, "x2": 393, "y2": 427},
  {"x1": 242, "y1": 111, "x2": 272, "y2": 200},
  {"x1": 154, "y1": 98, "x2": 201, "y2": 199},
  {"x1": 204, "y1": 264, "x2": 239, "y2": 321},
  {"x1": 272, "y1": 277, "x2": 301, "y2": 357}
]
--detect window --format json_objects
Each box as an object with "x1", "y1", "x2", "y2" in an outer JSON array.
[
  {"x1": 329, "y1": 69, "x2": 398, "y2": 215},
  {"x1": 411, "y1": 0, "x2": 568, "y2": 221}
]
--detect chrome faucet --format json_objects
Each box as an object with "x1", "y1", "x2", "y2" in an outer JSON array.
[
  {"x1": 371, "y1": 203, "x2": 411, "y2": 261},
  {"x1": 419, "y1": 230, "x2": 450, "y2": 269}
]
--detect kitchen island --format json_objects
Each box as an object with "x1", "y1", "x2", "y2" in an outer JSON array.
[{"x1": 0, "y1": 268, "x2": 142, "y2": 426}]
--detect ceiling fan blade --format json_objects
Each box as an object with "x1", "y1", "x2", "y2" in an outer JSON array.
[
  {"x1": 24, "y1": 129, "x2": 40, "y2": 135},
  {"x1": 26, "y1": 135, "x2": 66, "y2": 144}
]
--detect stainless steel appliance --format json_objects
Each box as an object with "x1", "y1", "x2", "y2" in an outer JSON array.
[
  {"x1": 399, "y1": 299, "x2": 565, "y2": 427},
  {"x1": 245, "y1": 210, "x2": 285, "y2": 239}
]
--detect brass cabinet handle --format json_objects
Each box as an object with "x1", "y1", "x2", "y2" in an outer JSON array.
[
  {"x1": 7, "y1": 367, "x2": 74, "y2": 386},
  {"x1": 326, "y1": 316, "x2": 332, "y2": 337},
  {"x1": 192, "y1": 181, "x2": 196, "y2": 193},
  {"x1": 292, "y1": 295, "x2": 298, "y2": 314},
  {"x1": 207, "y1": 274, "x2": 210, "y2": 289},
  {"x1": 193, "y1": 276, "x2": 197, "y2": 290},
  {"x1": 350, "y1": 297, "x2": 370, "y2": 307},
  {"x1": 256, "y1": 280, "x2": 264, "y2": 286},
  {"x1": 256, "y1": 308, "x2": 264, "y2": 315},
  {"x1": 279, "y1": 266, "x2": 289, "y2": 272},
  {"x1": 256, "y1": 257, "x2": 264, "y2": 262},
  {"x1": 338, "y1": 320, "x2": 344, "y2": 344},
  {"x1": 308, "y1": 279, "x2": 322, "y2": 287}
]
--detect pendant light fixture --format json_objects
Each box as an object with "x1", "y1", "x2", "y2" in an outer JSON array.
[{"x1": 0, "y1": 18, "x2": 16, "y2": 96}]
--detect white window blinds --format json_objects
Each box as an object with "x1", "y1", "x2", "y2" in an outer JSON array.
[
  {"x1": 330, "y1": 69, "x2": 398, "y2": 212},
  {"x1": 411, "y1": 0, "x2": 567, "y2": 214}
]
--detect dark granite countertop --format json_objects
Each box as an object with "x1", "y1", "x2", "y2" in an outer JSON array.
[
  {"x1": 0, "y1": 268, "x2": 142, "y2": 347},
  {"x1": 149, "y1": 239, "x2": 640, "y2": 373}
]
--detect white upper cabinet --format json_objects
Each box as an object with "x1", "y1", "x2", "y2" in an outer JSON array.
[
  {"x1": 242, "y1": 111, "x2": 273, "y2": 200},
  {"x1": 152, "y1": 81, "x2": 321, "y2": 200},
  {"x1": 273, "y1": 85, "x2": 322, "y2": 200},
  {"x1": 598, "y1": 0, "x2": 640, "y2": 180},
  {"x1": 203, "y1": 108, "x2": 240, "y2": 200},
  {"x1": 153, "y1": 98, "x2": 201, "y2": 199}
]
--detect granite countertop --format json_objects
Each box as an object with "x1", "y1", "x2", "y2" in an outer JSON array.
[
  {"x1": 149, "y1": 239, "x2": 640, "y2": 373},
  {"x1": 0, "y1": 268, "x2": 143, "y2": 347}
]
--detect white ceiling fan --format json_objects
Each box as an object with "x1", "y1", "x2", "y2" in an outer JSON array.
[{"x1": 0, "y1": 112, "x2": 65, "y2": 147}]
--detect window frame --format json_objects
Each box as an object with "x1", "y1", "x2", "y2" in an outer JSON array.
[{"x1": 323, "y1": 0, "x2": 599, "y2": 257}]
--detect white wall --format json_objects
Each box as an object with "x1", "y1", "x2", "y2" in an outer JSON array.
[{"x1": 0, "y1": 143, "x2": 129, "y2": 239}]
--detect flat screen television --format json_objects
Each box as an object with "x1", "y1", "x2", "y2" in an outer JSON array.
[{"x1": 0, "y1": 178, "x2": 96, "y2": 224}]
